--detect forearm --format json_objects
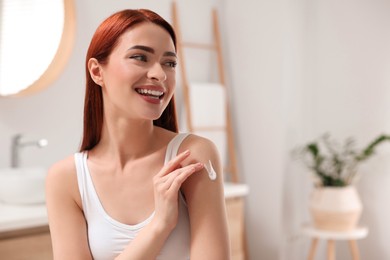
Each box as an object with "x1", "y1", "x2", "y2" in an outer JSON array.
[{"x1": 115, "y1": 220, "x2": 172, "y2": 260}]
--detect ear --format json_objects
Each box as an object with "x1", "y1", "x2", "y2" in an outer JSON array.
[{"x1": 88, "y1": 58, "x2": 104, "y2": 86}]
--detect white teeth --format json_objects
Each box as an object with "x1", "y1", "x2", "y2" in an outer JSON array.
[{"x1": 136, "y1": 88, "x2": 163, "y2": 97}]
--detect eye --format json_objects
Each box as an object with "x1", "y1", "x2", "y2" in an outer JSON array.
[
  {"x1": 130, "y1": 54, "x2": 147, "y2": 62},
  {"x1": 164, "y1": 61, "x2": 177, "y2": 68}
]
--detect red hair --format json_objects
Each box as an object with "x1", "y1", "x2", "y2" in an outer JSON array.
[{"x1": 80, "y1": 9, "x2": 178, "y2": 151}]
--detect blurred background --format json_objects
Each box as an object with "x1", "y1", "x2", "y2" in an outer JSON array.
[{"x1": 1, "y1": 0, "x2": 390, "y2": 259}]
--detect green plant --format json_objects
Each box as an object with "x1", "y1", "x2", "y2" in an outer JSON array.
[{"x1": 296, "y1": 133, "x2": 390, "y2": 187}]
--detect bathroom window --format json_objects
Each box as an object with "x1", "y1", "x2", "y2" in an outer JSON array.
[{"x1": 0, "y1": 0, "x2": 64, "y2": 96}]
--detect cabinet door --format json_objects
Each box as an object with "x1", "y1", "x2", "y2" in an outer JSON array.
[
  {"x1": 0, "y1": 232, "x2": 53, "y2": 260},
  {"x1": 226, "y1": 197, "x2": 245, "y2": 260}
]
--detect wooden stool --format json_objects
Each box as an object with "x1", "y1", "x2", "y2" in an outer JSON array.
[{"x1": 302, "y1": 224, "x2": 368, "y2": 260}]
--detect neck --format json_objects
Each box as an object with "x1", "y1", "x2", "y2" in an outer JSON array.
[{"x1": 93, "y1": 116, "x2": 159, "y2": 166}]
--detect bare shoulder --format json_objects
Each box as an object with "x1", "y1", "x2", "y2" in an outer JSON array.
[
  {"x1": 179, "y1": 133, "x2": 225, "y2": 197},
  {"x1": 180, "y1": 134, "x2": 220, "y2": 162},
  {"x1": 47, "y1": 154, "x2": 76, "y2": 183},
  {"x1": 46, "y1": 154, "x2": 80, "y2": 205}
]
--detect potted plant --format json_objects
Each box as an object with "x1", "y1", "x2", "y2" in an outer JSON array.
[{"x1": 296, "y1": 133, "x2": 390, "y2": 231}]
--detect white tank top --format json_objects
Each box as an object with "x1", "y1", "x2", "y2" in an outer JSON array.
[{"x1": 75, "y1": 133, "x2": 191, "y2": 260}]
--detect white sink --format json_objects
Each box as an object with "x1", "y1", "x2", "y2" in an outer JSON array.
[{"x1": 0, "y1": 167, "x2": 47, "y2": 205}]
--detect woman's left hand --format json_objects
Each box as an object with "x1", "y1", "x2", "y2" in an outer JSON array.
[{"x1": 152, "y1": 150, "x2": 203, "y2": 232}]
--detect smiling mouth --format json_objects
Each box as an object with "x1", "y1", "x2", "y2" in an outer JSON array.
[{"x1": 135, "y1": 88, "x2": 165, "y2": 99}]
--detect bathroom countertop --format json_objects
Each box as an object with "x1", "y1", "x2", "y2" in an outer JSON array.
[
  {"x1": 0, "y1": 203, "x2": 48, "y2": 234},
  {"x1": 0, "y1": 183, "x2": 249, "y2": 234}
]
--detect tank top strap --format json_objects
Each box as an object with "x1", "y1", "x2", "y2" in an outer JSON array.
[
  {"x1": 164, "y1": 133, "x2": 190, "y2": 164},
  {"x1": 74, "y1": 152, "x2": 87, "y2": 202}
]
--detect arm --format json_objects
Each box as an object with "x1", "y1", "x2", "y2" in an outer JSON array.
[
  {"x1": 181, "y1": 136, "x2": 231, "y2": 260},
  {"x1": 46, "y1": 156, "x2": 93, "y2": 260}
]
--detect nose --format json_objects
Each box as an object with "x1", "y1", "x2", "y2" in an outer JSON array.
[{"x1": 147, "y1": 62, "x2": 167, "y2": 82}]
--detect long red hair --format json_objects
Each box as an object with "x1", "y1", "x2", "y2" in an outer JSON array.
[{"x1": 80, "y1": 9, "x2": 178, "y2": 151}]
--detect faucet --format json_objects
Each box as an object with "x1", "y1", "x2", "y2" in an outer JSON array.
[{"x1": 11, "y1": 134, "x2": 48, "y2": 168}]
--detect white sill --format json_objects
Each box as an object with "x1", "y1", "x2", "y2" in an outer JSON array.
[{"x1": 224, "y1": 182, "x2": 250, "y2": 199}]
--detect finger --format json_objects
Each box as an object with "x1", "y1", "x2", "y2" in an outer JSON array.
[
  {"x1": 165, "y1": 163, "x2": 204, "y2": 191},
  {"x1": 168, "y1": 168, "x2": 200, "y2": 194},
  {"x1": 156, "y1": 150, "x2": 191, "y2": 177}
]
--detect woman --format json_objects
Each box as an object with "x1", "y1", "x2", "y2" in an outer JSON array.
[{"x1": 46, "y1": 9, "x2": 230, "y2": 260}]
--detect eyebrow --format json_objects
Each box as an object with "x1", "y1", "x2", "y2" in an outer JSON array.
[{"x1": 128, "y1": 45, "x2": 177, "y2": 57}]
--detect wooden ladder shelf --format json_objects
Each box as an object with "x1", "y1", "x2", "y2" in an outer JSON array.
[{"x1": 171, "y1": 2, "x2": 240, "y2": 183}]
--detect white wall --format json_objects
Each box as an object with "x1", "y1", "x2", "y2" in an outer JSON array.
[
  {"x1": 304, "y1": 0, "x2": 390, "y2": 259},
  {"x1": 224, "y1": 0, "x2": 390, "y2": 259},
  {"x1": 223, "y1": 0, "x2": 287, "y2": 259},
  {"x1": 1, "y1": 0, "x2": 390, "y2": 259}
]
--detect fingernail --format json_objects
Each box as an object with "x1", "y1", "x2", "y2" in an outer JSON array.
[
  {"x1": 183, "y1": 150, "x2": 190, "y2": 155},
  {"x1": 196, "y1": 162, "x2": 204, "y2": 169}
]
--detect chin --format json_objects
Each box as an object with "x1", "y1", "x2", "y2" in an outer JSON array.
[{"x1": 142, "y1": 112, "x2": 164, "y2": 121}]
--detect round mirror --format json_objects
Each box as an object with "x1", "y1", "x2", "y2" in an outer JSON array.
[{"x1": 0, "y1": 0, "x2": 75, "y2": 97}]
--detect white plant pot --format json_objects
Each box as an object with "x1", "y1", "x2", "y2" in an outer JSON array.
[{"x1": 309, "y1": 186, "x2": 362, "y2": 231}]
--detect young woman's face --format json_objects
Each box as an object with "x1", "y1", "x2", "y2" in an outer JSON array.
[{"x1": 99, "y1": 22, "x2": 177, "y2": 121}]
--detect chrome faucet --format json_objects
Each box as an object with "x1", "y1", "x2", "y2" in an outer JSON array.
[{"x1": 11, "y1": 134, "x2": 48, "y2": 168}]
